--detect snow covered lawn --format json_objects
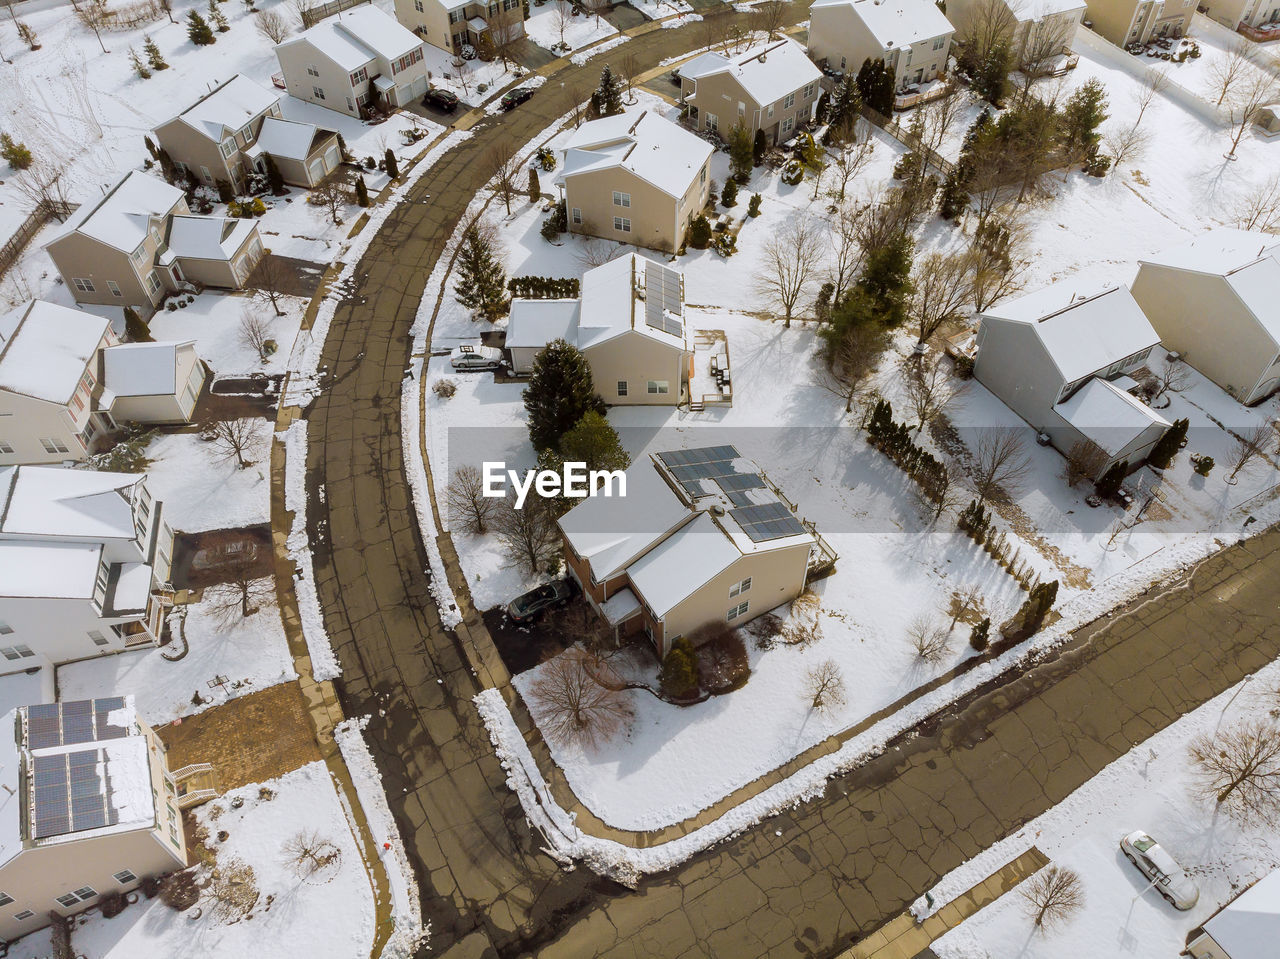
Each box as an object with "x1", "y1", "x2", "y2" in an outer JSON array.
[
  {"x1": 144, "y1": 424, "x2": 272, "y2": 533},
  {"x1": 525, "y1": 4, "x2": 618, "y2": 53},
  {"x1": 150, "y1": 291, "x2": 307, "y2": 376},
  {"x1": 57, "y1": 593, "x2": 297, "y2": 727},
  {"x1": 631, "y1": 0, "x2": 694, "y2": 19}
]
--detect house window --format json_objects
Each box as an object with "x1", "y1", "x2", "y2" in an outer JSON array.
[
  {"x1": 738, "y1": 100, "x2": 745, "y2": 118},
  {"x1": 131, "y1": 244, "x2": 147, "y2": 265},
  {"x1": 613, "y1": 216, "x2": 631, "y2": 233},
  {"x1": 415, "y1": 0, "x2": 423, "y2": 9},
  {"x1": 0, "y1": 647, "x2": 32, "y2": 662},
  {"x1": 55, "y1": 895, "x2": 79, "y2": 908},
  {"x1": 933, "y1": 36, "x2": 945, "y2": 49},
  {"x1": 307, "y1": 64, "x2": 320, "y2": 77},
  {"x1": 705, "y1": 113, "x2": 718, "y2": 131},
  {"x1": 729, "y1": 577, "x2": 752, "y2": 597},
  {"x1": 617, "y1": 380, "x2": 628, "y2": 396},
  {"x1": 73, "y1": 887, "x2": 97, "y2": 901},
  {"x1": 113, "y1": 870, "x2": 138, "y2": 885},
  {"x1": 220, "y1": 139, "x2": 236, "y2": 159},
  {"x1": 346, "y1": 96, "x2": 355, "y2": 112},
  {"x1": 766, "y1": 104, "x2": 774, "y2": 118},
  {"x1": 13, "y1": 911, "x2": 33, "y2": 921},
  {"x1": 571, "y1": 207, "x2": 582, "y2": 225},
  {"x1": 840, "y1": 56, "x2": 847, "y2": 70},
  {"x1": 784, "y1": 92, "x2": 795, "y2": 108},
  {"x1": 700, "y1": 166, "x2": 706, "y2": 185},
  {"x1": 782, "y1": 117, "x2": 794, "y2": 134},
  {"x1": 449, "y1": 9, "x2": 463, "y2": 23},
  {"x1": 646, "y1": 380, "x2": 669, "y2": 395},
  {"x1": 146, "y1": 272, "x2": 162, "y2": 296},
  {"x1": 72, "y1": 277, "x2": 96, "y2": 293},
  {"x1": 89, "y1": 631, "x2": 110, "y2": 646},
  {"x1": 612, "y1": 190, "x2": 631, "y2": 207},
  {"x1": 804, "y1": 82, "x2": 816, "y2": 98},
  {"x1": 0, "y1": 621, "x2": 12, "y2": 635},
  {"x1": 0, "y1": 441, "x2": 12, "y2": 454},
  {"x1": 726, "y1": 601, "x2": 749, "y2": 621},
  {"x1": 40, "y1": 437, "x2": 71, "y2": 454},
  {"x1": 107, "y1": 280, "x2": 122, "y2": 297},
  {"x1": 95, "y1": 560, "x2": 110, "y2": 597},
  {"x1": 351, "y1": 67, "x2": 368, "y2": 85},
  {"x1": 313, "y1": 86, "x2": 326, "y2": 100},
  {"x1": 0, "y1": 894, "x2": 12, "y2": 907}
]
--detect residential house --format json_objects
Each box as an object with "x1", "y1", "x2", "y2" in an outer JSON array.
[
  {"x1": 1083, "y1": 0, "x2": 1192, "y2": 46},
  {"x1": 0, "y1": 301, "x2": 116, "y2": 466},
  {"x1": 1199, "y1": 0, "x2": 1280, "y2": 31},
  {"x1": 45, "y1": 171, "x2": 263, "y2": 314},
  {"x1": 274, "y1": 6, "x2": 431, "y2": 118},
  {"x1": 0, "y1": 697, "x2": 190, "y2": 944},
  {"x1": 1257, "y1": 103, "x2": 1280, "y2": 135},
  {"x1": 678, "y1": 38, "x2": 825, "y2": 144},
  {"x1": 0, "y1": 465, "x2": 175, "y2": 664},
  {"x1": 556, "y1": 110, "x2": 714, "y2": 253},
  {"x1": 152, "y1": 75, "x2": 342, "y2": 192},
  {"x1": 99, "y1": 341, "x2": 207, "y2": 425},
  {"x1": 808, "y1": 0, "x2": 955, "y2": 91},
  {"x1": 392, "y1": 0, "x2": 524, "y2": 56},
  {"x1": 1131, "y1": 228, "x2": 1280, "y2": 406},
  {"x1": 1186, "y1": 866, "x2": 1280, "y2": 958},
  {"x1": 945, "y1": 0, "x2": 1084, "y2": 68},
  {"x1": 974, "y1": 283, "x2": 1170, "y2": 474}
]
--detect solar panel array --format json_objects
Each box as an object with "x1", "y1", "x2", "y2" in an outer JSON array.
[
  {"x1": 729, "y1": 501, "x2": 807, "y2": 543},
  {"x1": 643, "y1": 262, "x2": 683, "y2": 337},
  {"x1": 31, "y1": 748, "x2": 118, "y2": 839},
  {"x1": 657, "y1": 447, "x2": 757, "y2": 499},
  {"x1": 26, "y1": 698, "x2": 128, "y2": 751}
]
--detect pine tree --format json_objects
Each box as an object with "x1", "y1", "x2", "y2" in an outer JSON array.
[
  {"x1": 854, "y1": 232, "x2": 914, "y2": 327},
  {"x1": 721, "y1": 178, "x2": 738, "y2": 207},
  {"x1": 123, "y1": 307, "x2": 153, "y2": 343},
  {"x1": 208, "y1": 0, "x2": 230, "y2": 31},
  {"x1": 128, "y1": 48, "x2": 152, "y2": 79},
  {"x1": 17, "y1": 22, "x2": 40, "y2": 50},
  {"x1": 969, "y1": 618, "x2": 990, "y2": 652},
  {"x1": 687, "y1": 215, "x2": 711, "y2": 249},
  {"x1": 973, "y1": 41, "x2": 1010, "y2": 105},
  {"x1": 1148, "y1": 418, "x2": 1188, "y2": 470},
  {"x1": 263, "y1": 154, "x2": 285, "y2": 195},
  {"x1": 528, "y1": 166, "x2": 540, "y2": 202},
  {"x1": 186, "y1": 10, "x2": 216, "y2": 45},
  {"x1": 747, "y1": 193, "x2": 762, "y2": 217},
  {"x1": 1096, "y1": 461, "x2": 1127, "y2": 499},
  {"x1": 384, "y1": 148, "x2": 399, "y2": 179},
  {"x1": 855, "y1": 58, "x2": 894, "y2": 115},
  {"x1": 144, "y1": 137, "x2": 159, "y2": 161},
  {"x1": 828, "y1": 73, "x2": 862, "y2": 128},
  {"x1": 144, "y1": 36, "x2": 169, "y2": 70},
  {"x1": 1060, "y1": 78, "x2": 1109, "y2": 161},
  {"x1": 752, "y1": 128, "x2": 767, "y2": 167},
  {"x1": 354, "y1": 176, "x2": 369, "y2": 207},
  {"x1": 454, "y1": 225, "x2": 507, "y2": 321},
  {"x1": 590, "y1": 64, "x2": 624, "y2": 118},
  {"x1": 659, "y1": 637, "x2": 700, "y2": 699},
  {"x1": 555, "y1": 410, "x2": 629, "y2": 473},
  {"x1": 0, "y1": 133, "x2": 32, "y2": 171},
  {"x1": 522, "y1": 339, "x2": 605, "y2": 453},
  {"x1": 728, "y1": 125, "x2": 753, "y2": 183}
]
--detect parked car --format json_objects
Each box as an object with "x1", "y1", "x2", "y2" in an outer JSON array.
[
  {"x1": 501, "y1": 87, "x2": 535, "y2": 111},
  {"x1": 1120, "y1": 831, "x2": 1199, "y2": 909},
  {"x1": 449, "y1": 344, "x2": 504, "y2": 372},
  {"x1": 506, "y1": 580, "x2": 575, "y2": 624},
  {"x1": 423, "y1": 87, "x2": 459, "y2": 112}
]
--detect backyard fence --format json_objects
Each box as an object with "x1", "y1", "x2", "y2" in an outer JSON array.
[
  {"x1": 0, "y1": 199, "x2": 77, "y2": 282},
  {"x1": 859, "y1": 104, "x2": 956, "y2": 179},
  {"x1": 298, "y1": 0, "x2": 371, "y2": 28}
]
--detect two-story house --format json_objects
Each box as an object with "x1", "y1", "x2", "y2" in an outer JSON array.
[
  {"x1": 808, "y1": 0, "x2": 956, "y2": 92},
  {"x1": 0, "y1": 465, "x2": 175, "y2": 663},
  {"x1": 392, "y1": 0, "x2": 525, "y2": 56},
  {"x1": 677, "y1": 38, "x2": 826, "y2": 144},
  {"x1": 556, "y1": 110, "x2": 714, "y2": 253},
  {"x1": 152, "y1": 74, "x2": 342, "y2": 192},
  {"x1": 560, "y1": 445, "x2": 837, "y2": 655},
  {"x1": 274, "y1": 6, "x2": 431, "y2": 118},
  {"x1": 0, "y1": 697, "x2": 191, "y2": 944},
  {"x1": 1084, "y1": 0, "x2": 1193, "y2": 46},
  {"x1": 974, "y1": 283, "x2": 1171, "y2": 476},
  {"x1": 1201, "y1": 0, "x2": 1280, "y2": 31},
  {"x1": 946, "y1": 0, "x2": 1085, "y2": 68},
  {"x1": 45, "y1": 171, "x2": 263, "y2": 315}
]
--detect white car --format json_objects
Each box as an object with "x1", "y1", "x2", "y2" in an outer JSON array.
[
  {"x1": 1120, "y1": 830, "x2": 1200, "y2": 910},
  {"x1": 449, "y1": 344, "x2": 503, "y2": 372}
]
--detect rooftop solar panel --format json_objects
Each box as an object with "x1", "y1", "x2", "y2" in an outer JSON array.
[
  {"x1": 718, "y1": 472, "x2": 766, "y2": 492},
  {"x1": 729, "y1": 502, "x2": 807, "y2": 543}
]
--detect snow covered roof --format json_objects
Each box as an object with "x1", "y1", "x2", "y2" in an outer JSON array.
[
  {"x1": 561, "y1": 110, "x2": 714, "y2": 200},
  {"x1": 166, "y1": 214, "x2": 257, "y2": 262},
  {"x1": 1203, "y1": 867, "x2": 1280, "y2": 958},
  {"x1": 1011, "y1": 0, "x2": 1087, "y2": 21},
  {"x1": 167, "y1": 74, "x2": 280, "y2": 142},
  {"x1": 1139, "y1": 228, "x2": 1280, "y2": 346},
  {"x1": 107, "y1": 561, "x2": 152, "y2": 614},
  {"x1": 627, "y1": 513, "x2": 739, "y2": 616},
  {"x1": 254, "y1": 116, "x2": 331, "y2": 162},
  {"x1": 0, "y1": 541, "x2": 102, "y2": 599},
  {"x1": 982, "y1": 284, "x2": 1161, "y2": 385},
  {"x1": 101, "y1": 341, "x2": 191, "y2": 398},
  {"x1": 0, "y1": 465, "x2": 144, "y2": 542},
  {"x1": 49, "y1": 171, "x2": 184, "y2": 255},
  {"x1": 578, "y1": 254, "x2": 688, "y2": 351},
  {"x1": 0, "y1": 300, "x2": 108, "y2": 406},
  {"x1": 681, "y1": 38, "x2": 823, "y2": 107},
  {"x1": 600, "y1": 587, "x2": 641, "y2": 626},
  {"x1": 505, "y1": 299, "x2": 581, "y2": 349},
  {"x1": 284, "y1": 5, "x2": 421, "y2": 70},
  {"x1": 1056, "y1": 377, "x2": 1170, "y2": 456},
  {"x1": 810, "y1": 0, "x2": 955, "y2": 50},
  {"x1": 0, "y1": 666, "x2": 54, "y2": 729}
]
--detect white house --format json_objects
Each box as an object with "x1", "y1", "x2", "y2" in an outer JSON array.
[
  {"x1": 0, "y1": 465, "x2": 174, "y2": 664},
  {"x1": 1187, "y1": 867, "x2": 1280, "y2": 958},
  {"x1": 274, "y1": 6, "x2": 431, "y2": 118},
  {"x1": 974, "y1": 283, "x2": 1170, "y2": 474},
  {"x1": 808, "y1": 0, "x2": 955, "y2": 92}
]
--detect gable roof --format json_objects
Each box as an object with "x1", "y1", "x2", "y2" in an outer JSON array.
[
  {"x1": 981, "y1": 284, "x2": 1161, "y2": 384},
  {"x1": 810, "y1": 0, "x2": 955, "y2": 49},
  {"x1": 681, "y1": 38, "x2": 823, "y2": 106},
  {"x1": 1203, "y1": 867, "x2": 1280, "y2": 959},
  {"x1": 163, "y1": 74, "x2": 280, "y2": 143},
  {"x1": 0, "y1": 466, "x2": 143, "y2": 541},
  {"x1": 0, "y1": 300, "x2": 109, "y2": 406},
  {"x1": 281, "y1": 5, "x2": 421, "y2": 71},
  {"x1": 504, "y1": 300, "x2": 580, "y2": 350},
  {"x1": 47, "y1": 171, "x2": 184, "y2": 255},
  {"x1": 561, "y1": 110, "x2": 714, "y2": 199},
  {"x1": 101, "y1": 341, "x2": 192, "y2": 399},
  {"x1": 164, "y1": 215, "x2": 257, "y2": 262},
  {"x1": 0, "y1": 541, "x2": 103, "y2": 600},
  {"x1": 1056, "y1": 377, "x2": 1170, "y2": 456},
  {"x1": 627, "y1": 512, "x2": 739, "y2": 616},
  {"x1": 251, "y1": 116, "x2": 332, "y2": 162}
]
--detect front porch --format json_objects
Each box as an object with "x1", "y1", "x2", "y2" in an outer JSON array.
[{"x1": 689, "y1": 330, "x2": 732, "y2": 412}]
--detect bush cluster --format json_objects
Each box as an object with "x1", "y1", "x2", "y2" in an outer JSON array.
[{"x1": 507, "y1": 275, "x2": 580, "y2": 299}]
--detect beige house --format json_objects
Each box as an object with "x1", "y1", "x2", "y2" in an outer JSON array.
[
  {"x1": 45, "y1": 171, "x2": 263, "y2": 314},
  {"x1": 0, "y1": 465, "x2": 175, "y2": 663},
  {"x1": 392, "y1": 0, "x2": 524, "y2": 56},
  {"x1": 0, "y1": 697, "x2": 191, "y2": 944},
  {"x1": 678, "y1": 38, "x2": 825, "y2": 144},
  {"x1": 1131, "y1": 229, "x2": 1280, "y2": 406},
  {"x1": 1083, "y1": 0, "x2": 1193, "y2": 46},
  {"x1": 561, "y1": 445, "x2": 836, "y2": 656},
  {"x1": 100, "y1": 341, "x2": 207, "y2": 425},
  {"x1": 275, "y1": 6, "x2": 431, "y2": 118},
  {"x1": 946, "y1": 0, "x2": 1085, "y2": 66},
  {"x1": 808, "y1": 0, "x2": 955, "y2": 90},
  {"x1": 1200, "y1": 0, "x2": 1280, "y2": 30},
  {"x1": 153, "y1": 75, "x2": 341, "y2": 192},
  {"x1": 557, "y1": 110, "x2": 714, "y2": 253}
]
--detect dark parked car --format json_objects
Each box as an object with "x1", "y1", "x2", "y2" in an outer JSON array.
[
  {"x1": 423, "y1": 87, "x2": 459, "y2": 112},
  {"x1": 501, "y1": 87, "x2": 536, "y2": 111},
  {"x1": 506, "y1": 580, "x2": 575, "y2": 623}
]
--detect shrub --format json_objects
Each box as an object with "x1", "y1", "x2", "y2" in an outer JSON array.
[
  {"x1": 99, "y1": 891, "x2": 128, "y2": 919},
  {"x1": 536, "y1": 146, "x2": 556, "y2": 171},
  {"x1": 540, "y1": 200, "x2": 567, "y2": 241},
  {"x1": 780, "y1": 159, "x2": 804, "y2": 186},
  {"x1": 140, "y1": 876, "x2": 163, "y2": 899},
  {"x1": 433, "y1": 378, "x2": 458, "y2": 399},
  {"x1": 159, "y1": 871, "x2": 200, "y2": 911},
  {"x1": 1193, "y1": 455, "x2": 1214, "y2": 476},
  {"x1": 691, "y1": 625, "x2": 750, "y2": 693},
  {"x1": 747, "y1": 193, "x2": 762, "y2": 217},
  {"x1": 215, "y1": 179, "x2": 234, "y2": 204},
  {"x1": 721, "y1": 178, "x2": 738, "y2": 207},
  {"x1": 893, "y1": 152, "x2": 921, "y2": 181},
  {"x1": 969, "y1": 617, "x2": 990, "y2": 652},
  {"x1": 507, "y1": 275, "x2": 580, "y2": 299},
  {"x1": 1084, "y1": 152, "x2": 1112, "y2": 177},
  {"x1": 687, "y1": 215, "x2": 712, "y2": 249},
  {"x1": 0, "y1": 132, "x2": 33, "y2": 170},
  {"x1": 745, "y1": 612, "x2": 784, "y2": 650},
  {"x1": 659, "y1": 637, "x2": 700, "y2": 699},
  {"x1": 954, "y1": 355, "x2": 975, "y2": 379},
  {"x1": 1095, "y1": 460, "x2": 1127, "y2": 499},
  {"x1": 711, "y1": 232, "x2": 736, "y2": 257}
]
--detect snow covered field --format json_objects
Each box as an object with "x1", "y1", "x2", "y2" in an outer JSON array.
[
  {"x1": 525, "y1": 3, "x2": 618, "y2": 53},
  {"x1": 143, "y1": 423, "x2": 272, "y2": 532}
]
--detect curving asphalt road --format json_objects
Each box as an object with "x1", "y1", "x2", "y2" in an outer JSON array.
[{"x1": 304, "y1": 10, "x2": 1280, "y2": 957}]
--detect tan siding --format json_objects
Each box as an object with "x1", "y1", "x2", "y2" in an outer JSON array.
[
  {"x1": 584, "y1": 331, "x2": 689, "y2": 406},
  {"x1": 152, "y1": 117, "x2": 236, "y2": 189},
  {"x1": 564, "y1": 168, "x2": 685, "y2": 253},
  {"x1": 46, "y1": 232, "x2": 152, "y2": 309}
]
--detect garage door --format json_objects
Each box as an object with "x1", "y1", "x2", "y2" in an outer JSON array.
[
  {"x1": 323, "y1": 145, "x2": 340, "y2": 175},
  {"x1": 308, "y1": 157, "x2": 325, "y2": 183},
  {"x1": 410, "y1": 75, "x2": 428, "y2": 99}
]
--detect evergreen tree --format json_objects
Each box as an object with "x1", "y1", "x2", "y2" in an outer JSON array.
[
  {"x1": 144, "y1": 36, "x2": 169, "y2": 70},
  {"x1": 752, "y1": 128, "x2": 767, "y2": 167},
  {"x1": 855, "y1": 58, "x2": 894, "y2": 115},
  {"x1": 747, "y1": 193, "x2": 762, "y2": 217},
  {"x1": 856, "y1": 232, "x2": 914, "y2": 326},
  {"x1": 208, "y1": 0, "x2": 229, "y2": 31},
  {"x1": 215, "y1": 178, "x2": 234, "y2": 203},
  {"x1": 336, "y1": 131, "x2": 351, "y2": 161},
  {"x1": 556, "y1": 410, "x2": 629, "y2": 473},
  {"x1": 384, "y1": 148, "x2": 399, "y2": 179},
  {"x1": 828, "y1": 73, "x2": 862, "y2": 128},
  {"x1": 156, "y1": 147, "x2": 177, "y2": 183},
  {"x1": 938, "y1": 109, "x2": 991, "y2": 220},
  {"x1": 659, "y1": 637, "x2": 700, "y2": 699},
  {"x1": 144, "y1": 136, "x2": 159, "y2": 161},
  {"x1": 973, "y1": 40, "x2": 1010, "y2": 105},
  {"x1": 522, "y1": 339, "x2": 606, "y2": 453},
  {"x1": 1096, "y1": 460, "x2": 1127, "y2": 499},
  {"x1": 263, "y1": 154, "x2": 285, "y2": 195},
  {"x1": 128, "y1": 48, "x2": 152, "y2": 79},
  {"x1": 687, "y1": 215, "x2": 711, "y2": 249},
  {"x1": 354, "y1": 176, "x2": 369, "y2": 207},
  {"x1": 123, "y1": 307, "x2": 153, "y2": 343},
  {"x1": 969, "y1": 618, "x2": 990, "y2": 652},
  {"x1": 589, "y1": 64, "x2": 624, "y2": 118},
  {"x1": 1147, "y1": 418, "x2": 1188, "y2": 470},
  {"x1": 528, "y1": 166, "x2": 540, "y2": 202},
  {"x1": 727, "y1": 125, "x2": 753, "y2": 183},
  {"x1": 720, "y1": 178, "x2": 738, "y2": 207},
  {"x1": 0, "y1": 133, "x2": 33, "y2": 170},
  {"x1": 454, "y1": 225, "x2": 507, "y2": 320},
  {"x1": 186, "y1": 10, "x2": 216, "y2": 45},
  {"x1": 1060, "y1": 78, "x2": 1109, "y2": 161}
]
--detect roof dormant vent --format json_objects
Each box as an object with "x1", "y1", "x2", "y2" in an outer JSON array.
[{"x1": 710, "y1": 505, "x2": 726, "y2": 517}]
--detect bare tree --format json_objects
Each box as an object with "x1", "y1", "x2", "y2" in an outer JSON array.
[
  {"x1": 1208, "y1": 40, "x2": 1259, "y2": 107},
  {"x1": 561, "y1": 79, "x2": 589, "y2": 127},
  {"x1": 159, "y1": 0, "x2": 176, "y2": 24},
  {"x1": 752, "y1": 0, "x2": 787, "y2": 39},
  {"x1": 548, "y1": 600, "x2": 613, "y2": 656},
  {"x1": 908, "y1": 614, "x2": 951, "y2": 663},
  {"x1": 203, "y1": 557, "x2": 275, "y2": 626},
  {"x1": 1021, "y1": 865, "x2": 1084, "y2": 931},
  {"x1": 581, "y1": 0, "x2": 609, "y2": 27},
  {"x1": 754, "y1": 215, "x2": 825, "y2": 328},
  {"x1": 528, "y1": 647, "x2": 632, "y2": 748},
  {"x1": 620, "y1": 51, "x2": 640, "y2": 103},
  {"x1": 909, "y1": 250, "x2": 972, "y2": 346},
  {"x1": 576, "y1": 235, "x2": 615, "y2": 269},
  {"x1": 826, "y1": 200, "x2": 868, "y2": 305},
  {"x1": 204, "y1": 858, "x2": 260, "y2": 922},
  {"x1": 281, "y1": 830, "x2": 341, "y2": 879},
  {"x1": 1013, "y1": 17, "x2": 1072, "y2": 105},
  {"x1": 957, "y1": 0, "x2": 1017, "y2": 79},
  {"x1": 446, "y1": 465, "x2": 498, "y2": 535},
  {"x1": 1142, "y1": 358, "x2": 1188, "y2": 408},
  {"x1": 75, "y1": 0, "x2": 110, "y2": 54},
  {"x1": 551, "y1": 0, "x2": 572, "y2": 50},
  {"x1": 487, "y1": 140, "x2": 522, "y2": 217},
  {"x1": 451, "y1": 56, "x2": 473, "y2": 99},
  {"x1": 947, "y1": 583, "x2": 984, "y2": 631},
  {"x1": 239, "y1": 309, "x2": 273, "y2": 362},
  {"x1": 255, "y1": 8, "x2": 289, "y2": 43},
  {"x1": 1189, "y1": 718, "x2": 1280, "y2": 825},
  {"x1": 966, "y1": 208, "x2": 1031, "y2": 312},
  {"x1": 825, "y1": 121, "x2": 876, "y2": 204},
  {"x1": 1103, "y1": 122, "x2": 1150, "y2": 174},
  {"x1": 903, "y1": 354, "x2": 959, "y2": 431},
  {"x1": 1226, "y1": 422, "x2": 1275, "y2": 483},
  {"x1": 803, "y1": 659, "x2": 847, "y2": 712},
  {"x1": 11, "y1": 158, "x2": 72, "y2": 217},
  {"x1": 1064, "y1": 440, "x2": 1108, "y2": 487},
  {"x1": 492, "y1": 496, "x2": 560, "y2": 574},
  {"x1": 1225, "y1": 72, "x2": 1280, "y2": 160},
  {"x1": 918, "y1": 461, "x2": 964, "y2": 522},
  {"x1": 204, "y1": 417, "x2": 265, "y2": 470},
  {"x1": 967, "y1": 426, "x2": 1032, "y2": 506},
  {"x1": 822, "y1": 322, "x2": 885, "y2": 413},
  {"x1": 488, "y1": 11, "x2": 523, "y2": 69},
  {"x1": 309, "y1": 176, "x2": 350, "y2": 225},
  {"x1": 1132, "y1": 68, "x2": 1170, "y2": 127},
  {"x1": 250, "y1": 255, "x2": 292, "y2": 316},
  {"x1": 1230, "y1": 173, "x2": 1280, "y2": 233}
]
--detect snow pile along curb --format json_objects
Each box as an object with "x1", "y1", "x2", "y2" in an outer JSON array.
[{"x1": 571, "y1": 35, "x2": 629, "y2": 65}]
